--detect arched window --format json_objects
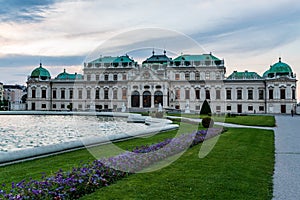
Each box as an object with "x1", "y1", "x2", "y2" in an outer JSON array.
[
  {"x1": 143, "y1": 91, "x2": 151, "y2": 108},
  {"x1": 154, "y1": 91, "x2": 163, "y2": 106},
  {"x1": 131, "y1": 91, "x2": 140, "y2": 107}
]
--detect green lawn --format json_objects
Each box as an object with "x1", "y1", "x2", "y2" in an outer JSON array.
[
  {"x1": 81, "y1": 128, "x2": 274, "y2": 200},
  {"x1": 0, "y1": 124, "x2": 274, "y2": 199},
  {"x1": 167, "y1": 113, "x2": 276, "y2": 127},
  {"x1": 224, "y1": 115, "x2": 275, "y2": 127}
]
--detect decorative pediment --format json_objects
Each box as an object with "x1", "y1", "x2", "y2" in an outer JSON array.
[{"x1": 131, "y1": 69, "x2": 164, "y2": 81}]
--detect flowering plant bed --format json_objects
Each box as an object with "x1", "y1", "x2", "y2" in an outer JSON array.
[{"x1": 0, "y1": 128, "x2": 223, "y2": 199}]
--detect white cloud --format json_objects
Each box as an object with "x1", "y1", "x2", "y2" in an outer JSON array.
[{"x1": 1, "y1": 0, "x2": 300, "y2": 98}]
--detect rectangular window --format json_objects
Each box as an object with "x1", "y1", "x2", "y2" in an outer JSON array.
[
  {"x1": 78, "y1": 90, "x2": 83, "y2": 99},
  {"x1": 113, "y1": 90, "x2": 118, "y2": 99},
  {"x1": 122, "y1": 89, "x2": 127, "y2": 100},
  {"x1": 259, "y1": 106, "x2": 264, "y2": 111},
  {"x1": 205, "y1": 90, "x2": 210, "y2": 99},
  {"x1": 227, "y1": 105, "x2": 231, "y2": 111},
  {"x1": 104, "y1": 89, "x2": 109, "y2": 99},
  {"x1": 52, "y1": 104, "x2": 56, "y2": 109},
  {"x1": 32, "y1": 90, "x2": 36, "y2": 98},
  {"x1": 185, "y1": 73, "x2": 190, "y2": 81},
  {"x1": 292, "y1": 89, "x2": 296, "y2": 99},
  {"x1": 104, "y1": 74, "x2": 109, "y2": 81},
  {"x1": 280, "y1": 89, "x2": 285, "y2": 99},
  {"x1": 248, "y1": 106, "x2": 253, "y2": 111},
  {"x1": 195, "y1": 72, "x2": 200, "y2": 80},
  {"x1": 226, "y1": 89, "x2": 231, "y2": 100},
  {"x1": 61, "y1": 90, "x2": 65, "y2": 99},
  {"x1": 248, "y1": 90, "x2": 253, "y2": 100},
  {"x1": 175, "y1": 74, "x2": 180, "y2": 80},
  {"x1": 96, "y1": 75, "x2": 100, "y2": 81},
  {"x1": 205, "y1": 72, "x2": 210, "y2": 80},
  {"x1": 42, "y1": 104, "x2": 46, "y2": 109},
  {"x1": 61, "y1": 104, "x2": 65, "y2": 109},
  {"x1": 87, "y1": 74, "x2": 91, "y2": 81},
  {"x1": 113, "y1": 74, "x2": 118, "y2": 81},
  {"x1": 53, "y1": 90, "x2": 57, "y2": 99},
  {"x1": 95, "y1": 89, "x2": 100, "y2": 99},
  {"x1": 237, "y1": 89, "x2": 242, "y2": 100},
  {"x1": 216, "y1": 90, "x2": 221, "y2": 100},
  {"x1": 42, "y1": 89, "x2": 46, "y2": 98},
  {"x1": 269, "y1": 89, "x2": 273, "y2": 99},
  {"x1": 87, "y1": 90, "x2": 91, "y2": 99},
  {"x1": 123, "y1": 74, "x2": 127, "y2": 80},
  {"x1": 195, "y1": 89, "x2": 200, "y2": 100},
  {"x1": 216, "y1": 106, "x2": 221, "y2": 111},
  {"x1": 175, "y1": 89, "x2": 180, "y2": 99},
  {"x1": 185, "y1": 90, "x2": 190, "y2": 99},
  {"x1": 69, "y1": 90, "x2": 73, "y2": 99},
  {"x1": 78, "y1": 104, "x2": 82, "y2": 109},
  {"x1": 259, "y1": 90, "x2": 264, "y2": 100},
  {"x1": 196, "y1": 105, "x2": 200, "y2": 110},
  {"x1": 104, "y1": 105, "x2": 108, "y2": 109}
]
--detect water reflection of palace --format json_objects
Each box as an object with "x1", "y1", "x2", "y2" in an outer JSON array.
[{"x1": 26, "y1": 51, "x2": 297, "y2": 114}]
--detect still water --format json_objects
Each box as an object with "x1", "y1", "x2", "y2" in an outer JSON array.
[{"x1": 0, "y1": 115, "x2": 147, "y2": 152}]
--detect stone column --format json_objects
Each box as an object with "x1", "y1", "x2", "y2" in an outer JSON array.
[{"x1": 140, "y1": 93, "x2": 143, "y2": 108}]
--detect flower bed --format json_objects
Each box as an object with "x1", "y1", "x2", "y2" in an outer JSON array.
[{"x1": 0, "y1": 128, "x2": 223, "y2": 200}]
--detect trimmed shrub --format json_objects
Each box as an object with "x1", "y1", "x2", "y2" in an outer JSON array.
[
  {"x1": 202, "y1": 117, "x2": 214, "y2": 128},
  {"x1": 200, "y1": 100, "x2": 211, "y2": 115}
]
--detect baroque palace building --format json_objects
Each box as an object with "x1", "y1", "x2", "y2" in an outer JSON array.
[{"x1": 26, "y1": 51, "x2": 297, "y2": 114}]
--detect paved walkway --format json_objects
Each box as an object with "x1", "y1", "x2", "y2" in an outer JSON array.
[{"x1": 273, "y1": 115, "x2": 300, "y2": 200}]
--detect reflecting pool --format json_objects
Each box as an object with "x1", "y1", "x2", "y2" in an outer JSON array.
[{"x1": 0, "y1": 115, "x2": 147, "y2": 152}]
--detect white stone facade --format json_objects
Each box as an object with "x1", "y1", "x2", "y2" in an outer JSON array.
[{"x1": 26, "y1": 53, "x2": 297, "y2": 114}]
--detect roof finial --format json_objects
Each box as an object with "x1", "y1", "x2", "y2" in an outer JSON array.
[
  {"x1": 163, "y1": 49, "x2": 166, "y2": 55},
  {"x1": 152, "y1": 49, "x2": 155, "y2": 55},
  {"x1": 64, "y1": 69, "x2": 66, "y2": 73},
  {"x1": 279, "y1": 57, "x2": 282, "y2": 62},
  {"x1": 39, "y1": 62, "x2": 42, "y2": 68}
]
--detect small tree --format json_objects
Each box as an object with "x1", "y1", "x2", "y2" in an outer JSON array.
[{"x1": 200, "y1": 100, "x2": 211, "y2": 115}]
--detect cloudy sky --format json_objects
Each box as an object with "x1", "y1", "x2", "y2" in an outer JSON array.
[{"x1": 1, "y1": 0, "x2": 300, "y2": 98}]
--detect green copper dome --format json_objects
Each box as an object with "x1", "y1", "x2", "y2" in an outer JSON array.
[
  {"x1": 31, "y1": 63, "x2": 51, "y2": 79},
  {"x1": 263, "y1": 58, "x2": 293, "y2": 78},
  {"x1": 55, "y1": 69, "x2": 83, "y2": 80},
  {"x1": 227, "y1": 70, "x2": 262, "y2": 80}
]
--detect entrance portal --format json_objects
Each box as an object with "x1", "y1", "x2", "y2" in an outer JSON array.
[
  {"x1": 154, "y1": 91, "x2": 163, "y2": 106},
  {"x1": 131, "y1": 91, "x2": 140, "y2": 107},
  {"x1": 281, "y1": 105, "x2": 286, "y2": 113},
  {"x1": 143, "y1": 91, "x2": 151, "y2": 108},
  {"x1": 237, "y1": 104, "x2": 242, "y2": 113}
]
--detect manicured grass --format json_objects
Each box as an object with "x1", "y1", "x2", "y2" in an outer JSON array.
[
  {"x1": 225, "y1": 115, "x2": 275, "y2": 127},
  {"x1": 81, "y1": 128, "x2": 274, "y2": 200},
  {"x1": 167, "y1": 113, "x2": 276, "y2": 127},
  {"x1": 0, "y1": 125, "x2": 274, "y2": 199}
]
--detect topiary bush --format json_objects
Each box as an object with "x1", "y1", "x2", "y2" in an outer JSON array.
[
  {"x1": 202, "y1": 117, "x2": 214, "y2": 128},
  {"x1": 200, "y1": 100, "x2": 212, "y2": 115}
]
